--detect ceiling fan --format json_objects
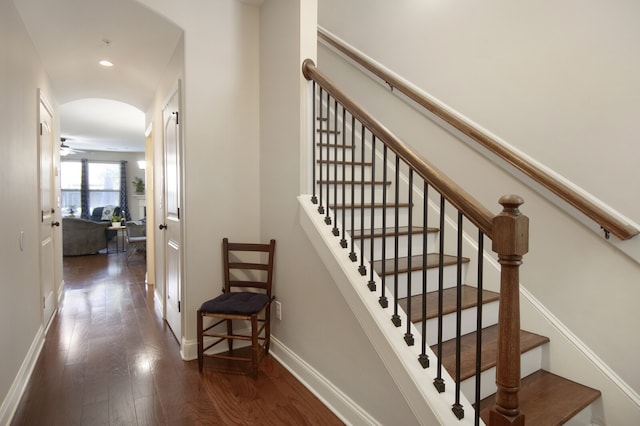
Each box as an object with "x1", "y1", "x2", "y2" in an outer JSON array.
[{"x1": 60, "y1": 137, "x2": 85, "y2": 156}]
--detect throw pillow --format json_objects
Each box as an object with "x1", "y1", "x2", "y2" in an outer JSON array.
[{"x1": 101, "y1": 205, "x2": 116, "y2": 220}]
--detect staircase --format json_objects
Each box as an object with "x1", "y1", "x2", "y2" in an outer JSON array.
[{"x1": 310, "y1": 102, "x2": 601, "y2": 424}]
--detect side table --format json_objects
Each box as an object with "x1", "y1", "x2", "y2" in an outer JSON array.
[{"x1": 106, "y1": 225, "x2": 127, "y2": 254}]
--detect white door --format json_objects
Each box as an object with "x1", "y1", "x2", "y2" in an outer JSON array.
[
  {"x1": 39, "y1": 94, "x2": 56, "y2": 326},
  {"x1": 162, "y1": 88, "x2": 182, "y2": 341}
]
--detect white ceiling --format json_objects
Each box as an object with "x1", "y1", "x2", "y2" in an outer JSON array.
[{"x1": 14, "y1": 0, "x2": 183, "y2": 152}]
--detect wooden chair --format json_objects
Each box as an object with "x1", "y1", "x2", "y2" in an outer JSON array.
[
  {"x1": 197, "y1": 238, "x2": 276, "y2": 378},
  {"x1": 125, "y1": 221, "x2": 146, "y2": 264}
]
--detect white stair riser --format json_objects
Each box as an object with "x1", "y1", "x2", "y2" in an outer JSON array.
[
  {"x1": 354, "y1": 232, "x2": 438, "y2": 261},
  {"x1": 413, "y1": 300, "x2": 499, "y2": 346},
  {"x1": 460, "y1": 346, "x2": 544, "y2": 400},
  {"x1": 317, "y1": 164, "x2": 372, "y2": 180},
  {"x1": 318, "y1": 185, "x2": 396, "y2": 205},
  {"x1": 380, "y1": 263, "x2": 467, "y2": 298},
  {"x1": 333, "y1": 207, "x2": 409, "y2": 230},
  {"x1": 563, "y1": 405, "x2": 596, "y2": 426},
  {"x1": 316, "y1": 147, "x2": 355, "y2": 162}
]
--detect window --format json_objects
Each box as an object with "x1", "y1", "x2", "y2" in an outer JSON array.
[
  {"x1": 87, "y1": 162, "x2": 121, "y2": 212},
  {"x1": 61, "y1": 161, "x2": 121, "y2": 218},
  {"x1": 60, "y1": 161, "x2": 81, "y2": 217}
]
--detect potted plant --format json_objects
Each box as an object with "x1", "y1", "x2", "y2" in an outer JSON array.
[
  {"x1": 111, "y1": 213, "x2": 123, "y2": 227},
  {"x1": 132, "y1": 176, "x2": 145, "y2": 194}
]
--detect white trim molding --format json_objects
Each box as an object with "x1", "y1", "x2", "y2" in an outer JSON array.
[
  {"x1": 270, "y1": 337, "x2": 380, "y2": 426},
  {"x1": 0, "y1": 326, "x2": 45, "y2": 425}
]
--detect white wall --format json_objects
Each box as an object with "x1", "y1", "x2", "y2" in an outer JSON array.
[
  {"x1": 0, "y1": 0, "x2": 56, "y2": 419},
  {"x1": 259, "y1": 1, "x2": 424, "y2": 424},
  {"x1": 137, "y1": 0, "x2": 262, "y2": 351},
  {"x1": 139, "y1": 0, "x2": 431, "y2": 423},
  {"x1": 144, "y1": 31, "x2": 184, "y2": 315},
  {"x1": 319, "y1": 0, "x2": 640, "y2": 225},
  {"x1": 317, "y1": 0, "x2": 640, "y2": 414}
]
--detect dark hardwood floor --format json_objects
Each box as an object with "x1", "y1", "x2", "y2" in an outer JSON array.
[{"x1": 11, "y1": 252, "x2": 343, "y2": 425}]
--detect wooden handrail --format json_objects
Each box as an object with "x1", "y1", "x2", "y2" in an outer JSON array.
[
  {"x1": 318, "y1": 27, "x2": 639, "y2": 241},
  {"x1": 303, "y1": 59, "x2": 495, "y2": 237}
]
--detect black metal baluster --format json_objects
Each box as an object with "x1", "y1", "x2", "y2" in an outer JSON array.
[
  {"x1": 474, "y1": 230, "x2": 484, "y2": 426},
  {"x1": 317, "y1": 87, "x2": 324, "y2": 215},
  {"x1": 349, "y1": 115, "x2": 357, "y2": 262},
  {"x1": 324, "y1": 91, "x2": 332, "y2": 225},
  {"x1": 340, "y1": 107, "x2": 347, "y2": 248},
  {"x1": 452, "y1": 211, "x2": 464, "y2": 420},
  {"x1": 419, "y1": 181, "x2": 430, "y2": 368},
  {"x1": 368, "y1": 135, "x2": 377, "y2": 291},
  {"x1": 391, "y1": 156, "x2": 401, "y2": 327},
  {"x1": 358, "y1": 124, "x2": 367, "y2": 276},
  {"x1": 311, "y1": 81, "x2": 317, "y2": 204},
  {"x1": 379, "y1": 145, "x2": 389, "y2": 309},
  {"x1": 404, "y1": 169, "x2": 414, "y2": 346},
  {"x1": 434, "y1": 195, "x2": 446, "y2": 393},
  {"x1": 331, "y1": 99, "x2": 339, "y2": 234}
]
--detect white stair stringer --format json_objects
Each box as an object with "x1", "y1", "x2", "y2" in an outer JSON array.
[{"x1": 299, "y1": 195, "x2": 481, "y2": 426}]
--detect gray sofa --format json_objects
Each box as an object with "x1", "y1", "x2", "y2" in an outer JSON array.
[{"x1": 62, "y1": 217, "x2": 110, "y2": 256}]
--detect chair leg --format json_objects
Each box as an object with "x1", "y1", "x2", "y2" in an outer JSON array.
[
  {"x1": 197, "y1": 310, "x2": 203, "y2": 372},
  {"x1": 226, "y1": 319, "x2": 234, "y2": 352},
  {"x1": 251, "y1": 314, "x2": 259, "y2": 379},
  {"x1": 264, "y1": 305, "x2": 272, "y2": 354}
]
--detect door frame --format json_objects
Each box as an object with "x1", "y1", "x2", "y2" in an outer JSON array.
[
  {"x1": 159, "y1": 81, "x2": 185, "y2": 348},
  {"x1": 37, "y1": 89, "x2": 58, "y2": 328}
]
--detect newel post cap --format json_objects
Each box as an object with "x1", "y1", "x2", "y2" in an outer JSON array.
[{"x1": 492, "y1": 195, "x2": 529, "y2": 256}]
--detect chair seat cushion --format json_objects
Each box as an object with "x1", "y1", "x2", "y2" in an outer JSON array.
[{"x1": 200, "y1": 292, "x2": 269, "y2": 316}]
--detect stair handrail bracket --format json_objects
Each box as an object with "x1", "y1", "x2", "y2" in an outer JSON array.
[
  {"x1": 490, "y1": 195, "x2": 529, "y2": 426},
  {"x1": 303, "y1": 58, "x2": 533, "y2": 424}
]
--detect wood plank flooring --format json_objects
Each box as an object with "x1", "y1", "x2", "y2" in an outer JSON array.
[{"x1": 11, "y1": 254, "x2": 343, "y2": 425}]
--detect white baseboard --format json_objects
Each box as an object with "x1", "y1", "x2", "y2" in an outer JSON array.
[
  {"x1": 270, "y1": 337, "x2": 380, "y2": 426},
  {"x1": 0, "y1": 326, "x2": 45, "y2": 425},
  {"x1": 57, "y1": 279, "x2": 65, "y2": 306},
  {"x1": 182, "y1": 325, "x2": 253, "y2": 361}
]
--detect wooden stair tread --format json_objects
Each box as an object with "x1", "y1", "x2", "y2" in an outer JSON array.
[
  {"x1": 373, "y1": 253, "x2": 469, "y2": 275},
  {"x1": 317, "y1": 179, "x2": 391, "y2": 185},
  {"x1": 317, "y1": 159, "x2": 372, "y2": 166},
  {"x1": 351, "y1": 226, "x2": 438, "y2": 238},
  {"x1": 479, "y1": 370, "x2": 601, "y2": 425},
  {"x1": 330, "y1": 203, "x2": 412, "y2": 210},
  {"x1": 431, "y1": 324, "x2": 550, "y2": 381},
  {"x1": 398, "y1": 285, "x2": 500, "y2": 323},
  {"x1": 316, "y1": 143, "x2": 354, "y2": 148}
]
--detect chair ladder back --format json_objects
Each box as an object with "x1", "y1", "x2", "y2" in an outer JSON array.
[{"x1": 222, "y1": 238, "x2": 276, "y2": 295}]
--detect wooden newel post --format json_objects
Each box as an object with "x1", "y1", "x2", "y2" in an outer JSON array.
[{"x1": 490, "y1": 195, "x2": 529, "y2": 426}]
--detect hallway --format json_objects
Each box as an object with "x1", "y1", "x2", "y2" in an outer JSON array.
[{"x1": 11, "y1": 255, "x2": 342, "y2": 425}]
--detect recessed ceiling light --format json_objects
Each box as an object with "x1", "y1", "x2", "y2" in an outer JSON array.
[{"x1": 99, "y1": 59, "x2": 114, "y2": 67}]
